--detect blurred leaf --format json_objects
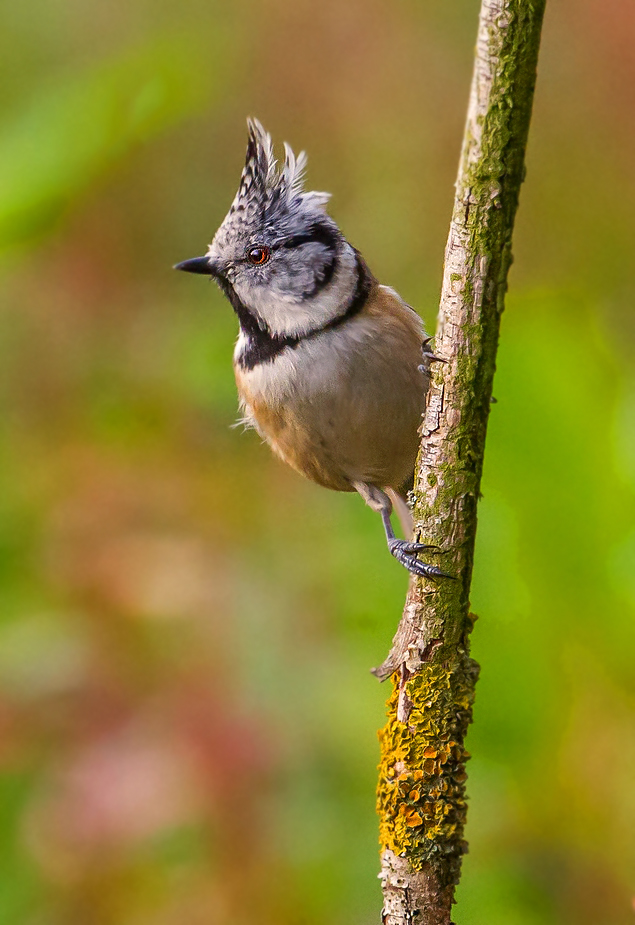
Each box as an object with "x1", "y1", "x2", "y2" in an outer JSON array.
[
  {"x1": 0, "y1": 31, "x2": 223, "y2": 254},
  {"x1": 0, "y1": 775, "x2": 44, "y2": 925}
]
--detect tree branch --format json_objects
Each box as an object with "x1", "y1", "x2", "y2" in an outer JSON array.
[{"x1": 375, "y1": 1, "x2": 547, "y2": 921}]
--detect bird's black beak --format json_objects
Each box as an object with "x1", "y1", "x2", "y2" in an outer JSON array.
[{"x1": 174, "y1": 256, "x2": 217, "y2": 276}]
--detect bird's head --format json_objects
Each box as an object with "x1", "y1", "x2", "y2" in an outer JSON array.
[{"x1": 175, "y1": 119, "x2": 360, "y2": 339}]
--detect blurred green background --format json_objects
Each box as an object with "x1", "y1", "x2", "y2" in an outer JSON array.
[{"x1": 1, "y1": 1, "x2": 634, "y2": 923}]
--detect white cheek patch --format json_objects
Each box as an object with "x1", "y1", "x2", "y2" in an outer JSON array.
[{"x1": 233, "y1": 246, "x2": 358, "y2": 339}]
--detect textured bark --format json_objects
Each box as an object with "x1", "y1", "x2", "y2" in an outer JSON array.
[{"x1": 375, "y1": 0, "x2": 546, "y2": 921}]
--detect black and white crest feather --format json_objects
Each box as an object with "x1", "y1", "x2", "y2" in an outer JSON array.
[{"x1": 223, "y1": 119, "x2": 331, "y2": 238}]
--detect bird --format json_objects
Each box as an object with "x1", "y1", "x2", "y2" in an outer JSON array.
[{"x1": 175, "y1": 119, "x2": 449, "y2": 580}]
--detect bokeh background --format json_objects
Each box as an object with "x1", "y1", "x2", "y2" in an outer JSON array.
[{"x1": 1, "y1": 1, "x2": 634, "y2": 923}]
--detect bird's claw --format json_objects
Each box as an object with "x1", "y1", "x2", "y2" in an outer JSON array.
[
  {"x1": 400, "y1": 541, "x2": 442, "y2": 555},
  {"x1": 388, "y1": 539, "x2": 455, "y2": 580}
]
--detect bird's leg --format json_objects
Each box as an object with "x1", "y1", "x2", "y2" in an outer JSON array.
[
  {"x1": 352, "y1": 482, "x2": 453, "y2": 579},
  {"x1": 385, "y1": 487, "x2": 414, "y2": 540}
]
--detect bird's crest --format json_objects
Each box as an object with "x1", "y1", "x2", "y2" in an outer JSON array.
[{"x1": 228, "y1": 119, "x2": 331, "y2": 222}]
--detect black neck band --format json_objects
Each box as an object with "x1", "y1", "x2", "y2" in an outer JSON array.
[{"x1": 228, "y1": 251, "x2": 374, "y2": 371}]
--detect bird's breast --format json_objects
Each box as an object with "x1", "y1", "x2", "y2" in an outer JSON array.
[{"x1": 233, "y1": 289, "x2": 429, "y2": 492}]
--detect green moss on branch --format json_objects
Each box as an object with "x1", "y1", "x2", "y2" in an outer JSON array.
[{"x1": 377, "y1": 2, "x2": 546, "y2": 921}]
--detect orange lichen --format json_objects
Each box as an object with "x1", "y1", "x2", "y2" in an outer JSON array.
[
  {"x1": 405, "y1": 811, "x2": 423, "y2": 827},
  {"x1": 376, "y1": 655, "x2": 478, "y2": 885}
]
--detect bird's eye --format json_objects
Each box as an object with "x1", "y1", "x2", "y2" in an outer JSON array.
[{"x1": 247, "y1": 245, "x2": 270, "y2": 266}]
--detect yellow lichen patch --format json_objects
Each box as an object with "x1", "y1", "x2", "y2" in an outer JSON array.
[{"x1": 376, "y1": 654, "x2": 478, "y2": 886}]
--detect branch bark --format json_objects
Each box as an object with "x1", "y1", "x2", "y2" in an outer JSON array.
[{"x1": 375, "y1": 1, "x2": 546, "y2": 921}]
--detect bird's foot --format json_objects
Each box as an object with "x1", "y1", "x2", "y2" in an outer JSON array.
[{"x1": 388, "y1": 539, "x2": 455, "y2": 580}]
